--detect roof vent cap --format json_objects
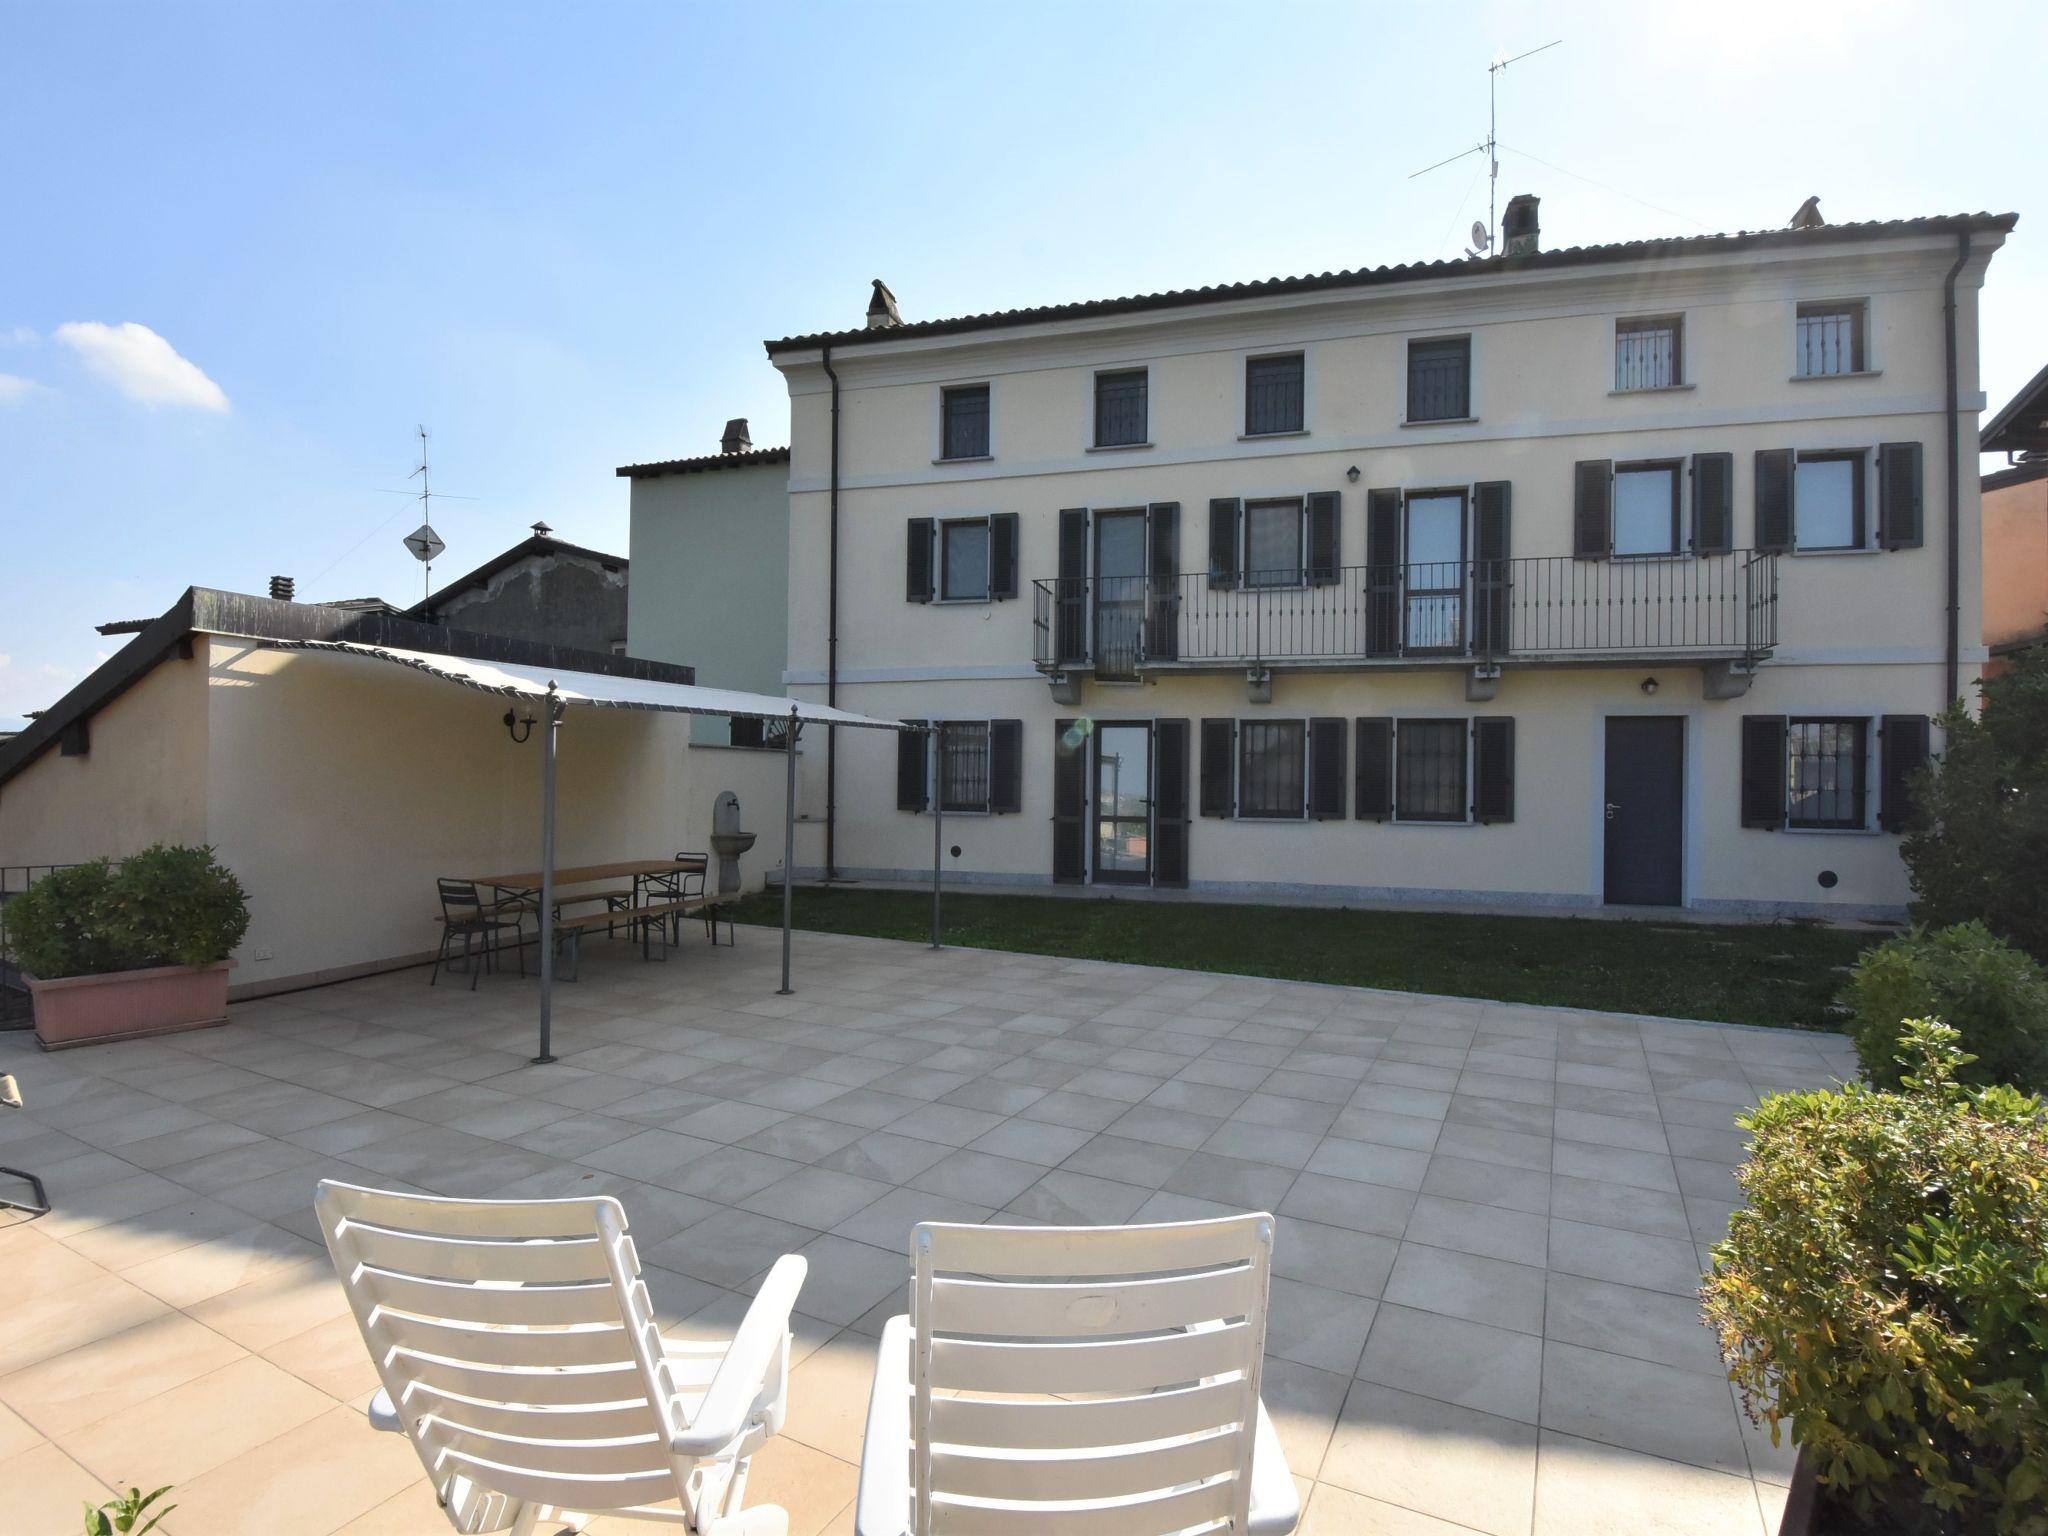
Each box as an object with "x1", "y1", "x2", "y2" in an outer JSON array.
[
  {"x1": 720, "y1": 418, "x2": 752, "y2": 454},
  {"x1": 530, "y1": 521, "x2": 553, "y2": 538},
  {"x1": 1502, "y1": 194, "x2": 1541, "y2": 256},
  {"x1": 268, "y1": 575, "x2": 295, "y2": 601},
  {"x1": 1790, "y1": 195, "x2": 1825, "y2": 230},
  {"x1": 866, "y1": 278, "x2": 901, "y2": 330}
]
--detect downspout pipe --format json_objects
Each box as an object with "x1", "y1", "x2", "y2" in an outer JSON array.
[
  {"x1": 822, "y1": 344, "x2": 841, "y2": 879},
  {"x1": 1942, "y1": 232, "x2": 1970, "y2": 711}
]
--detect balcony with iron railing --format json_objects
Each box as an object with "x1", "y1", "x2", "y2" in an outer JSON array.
[{"x1": 1032, "y1": 551, "x2": 1778, "y2": 679}]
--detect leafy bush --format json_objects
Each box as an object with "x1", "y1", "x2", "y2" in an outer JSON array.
[
  {"x1": 1845, "y1": 923, "x2": 2048, "y2": 1092},
  {"x1": 1903, "y1": 645, "x2": 2048, "y2": 963},
  {"x1": 83, "y1": 1485, "x2": 175, "y2": 1536},
  {"x1": 5, "y1": 846, "x2": 248, "y2": 979},
  {"x1": 1702, "y1": 1021, "x2": 2048, "y2": 1535}
]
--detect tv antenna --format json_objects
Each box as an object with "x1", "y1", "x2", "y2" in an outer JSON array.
[
  {"x1": 391, "y1": 425, "x2": 475, "y2": 602},
  {"x1": 1410, "y1": 39, "x2": 1563, "y2": 254}
]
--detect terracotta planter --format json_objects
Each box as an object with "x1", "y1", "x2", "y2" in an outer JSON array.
[{"x1": 27, "y1": 960, "x2": 233, "y2": 1049}]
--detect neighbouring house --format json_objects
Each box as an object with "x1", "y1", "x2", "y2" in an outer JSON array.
[
  {"x1": 1979, "y1": 361, "x2": 2048, "y2": 675},
  {"x1": 0, "y1": 589, "x2": 794, "y2": 998},
  {"x1": 405, "y1": 525, "x2": 630, "y2": 654},
  {"x1": 756, "y1": 200, "x2": 2016, "y2": 918},
  {"x1": 620, "y1": 419, "x2": 792, "y2": 746}
]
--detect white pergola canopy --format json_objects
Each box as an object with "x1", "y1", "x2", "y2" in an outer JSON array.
[
  {"x1": 257, "y1": 638, "x2": 931, "y2": 1062},
  {"x1": 263, "y1": 639, "x2": 910, "y2": 731}
]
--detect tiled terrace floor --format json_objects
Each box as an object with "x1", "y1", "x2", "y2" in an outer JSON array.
[{"x1": 0, "y1": 928, "x2": 1855, "y2": 1535}]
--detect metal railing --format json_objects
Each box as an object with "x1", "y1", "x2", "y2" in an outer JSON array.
[{"x1": 1032, "y1": 551, "x2": 1777, "y2": 676}]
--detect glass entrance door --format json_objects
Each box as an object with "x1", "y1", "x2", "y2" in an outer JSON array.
[
  {"x1": 1093, "y1": 723, "x2": 1152, "y2": 885},
  {"x1": 1093, "y1": 511, "x2": 1147, "y2": 680}
]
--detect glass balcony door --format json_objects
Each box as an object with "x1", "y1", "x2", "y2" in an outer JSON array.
[
  {"x1": 1093, "y1": 510, "x2": 1147, "y2": 680},
  {"x1": 1404, "y1": 491, "x2": 1467, "y2": 652},
  {"x1": 1093, "y1": 723, "x2": 1152, "y2": 885}
]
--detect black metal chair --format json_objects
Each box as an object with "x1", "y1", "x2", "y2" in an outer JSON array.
[
  {"x1": 431, "y1": 878, "x2": 526, "y2": 989},
  {"x1": 648, "y1": 852, "x2": 710, "y2": 946},
  {"x1": 0, "y1": 1074, "x2": 49, "y2": 1218}
]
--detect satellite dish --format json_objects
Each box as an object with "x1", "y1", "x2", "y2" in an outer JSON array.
[
  {"x1": 1470, "y1": 221, "x2": 1492, "y2": 251},
  {"x1": 403, "y1": 523, "x2": 445, "y2": 563}
]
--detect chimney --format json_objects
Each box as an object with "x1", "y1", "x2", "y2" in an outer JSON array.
[
  {"x1": 268, "y1": 575, "x2": 295, "y2": 602},
  {"x1": 531, "y1": 520, "x2": 553, "y2": 538},
  {"x1": 720, "y1": 418, "x2": 752, "y2": 455},
  {"x1": 866, "y1": 278, "x2": 901, "y2": 330},
  {"x1": 1502, "y1": 194, "x2": 1541, "y2": 257}
]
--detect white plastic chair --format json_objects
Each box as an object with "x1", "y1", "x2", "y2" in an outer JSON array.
[
  {"x1": 854, "y1": 1212, "x2": 1300, "y2": 1536},
  {"x1": 315, "y1": 1180, "x2": 806, "y2": 1535}
]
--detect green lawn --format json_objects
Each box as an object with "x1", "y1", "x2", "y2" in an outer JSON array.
[{"x1": 726, "y1": 887, "x2": 1876, "y2": 1031}]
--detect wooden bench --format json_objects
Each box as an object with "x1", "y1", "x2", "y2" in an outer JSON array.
[{"x1": 552, "y1": 894, "x2": 736, "y2": 977}]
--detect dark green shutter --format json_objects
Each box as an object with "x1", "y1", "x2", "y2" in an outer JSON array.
[
  {"x1": 1354, "y1": 718, "x2": 1393, "y2": 820},
  {"x1": 1877, "y1": 442, "x2": 1924, "y2": 551},
  {"x1": 1207, "y1": 499, "x2": 1240, "y2": 589},
  {"x1": 1754, "y1": 450, "x2": 1794, "y2": 553},
  {"x1": 1473, "y1": 480, "x2": 1511, "y2": 656},
  {"x1": 1741, "y1": 715, "x2": 1787, "y2": 829},
  {"x1": 1055, "y1": 509, "x2": 1088, "y2": 664},
  {"x1": 1690, "y1": 452, "x2": 1733, "y2": 555},
  {"x1": 989, "y1": 720, "x2": 1023, "y2": 813},
  {"x1": 989, "y1": 513, "x2": 1020, "y2": 599},
  {"x1": 1199, "y1": 719, "x2": 1234, "y2": 817},
  {"x1": 906, "y1": 519, "x2": 934, "y2": 602},
  {"x1": 1573, "y1": 461, "x2": 1612, "y2": 559},
  {"x1": 1366, "y1": 490, "x2": 1402, "y2": 657},
  {"x1": 1147, "y1": 502, "x2": 1181, "y2": 661},
  {"x1": 1153, "y1": 719, "x2": 1191, "y2": 887},
  {"x1": 1878, "y1": 714, "x2": 1931, "y2": 831},
  {"x1": 1052, "y1": 718, "x2": 1085, "y2": 882},
  {"x1": 1308, "y1": 717, "x2": 1347, "y2": 819},
  {"x1": 897, "y1": 721, "x2": 929, "y2": 811},
  {"x1": 1473, "y1": 717, "x2": 1515, "y2": 823},
  {"x1": 1307, "y1": 492, "x2": 1341, "y2": 585}
]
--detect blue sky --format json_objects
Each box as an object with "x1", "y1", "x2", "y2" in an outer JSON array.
[{"x1": 3, "y1": 0, "x2": 2043, "y2": 728}]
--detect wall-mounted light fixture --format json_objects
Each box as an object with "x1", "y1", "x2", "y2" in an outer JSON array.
[
  {"x1": 503, "y1": 706, "x2": 537, "y2": 744},
  {"x1": 1639, "y1": 676, "x2": 1660, "y2": 696},
  {"x1": 1345, "y1": 465, "x2": 1361, "y2": 483}
]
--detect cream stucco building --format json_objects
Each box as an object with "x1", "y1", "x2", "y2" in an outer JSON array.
[{"x1": 757, "y1": 203, "x2": 2016, "y2": 918}]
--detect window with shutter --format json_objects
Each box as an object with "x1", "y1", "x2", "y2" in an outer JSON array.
[
  {"x1": 1690, "y1": 453, "x2": 1733, "y2": 555},
  {"x1": 1407, "y1": 336, "x2": 1471, "y2": 422},
  {"x1": 1308, "y1": 717, "x2": 1346, "y2": 820},
  {"x1": 897, "y1": 722, "x2": 930, "y2": 811},
  {"x1": 1794, "y1": 452, "x2": 1865, "y2": 550},
  {"x1": 1786, "y1": 718, "x2": 1867, "y2": 829},
  {"x1": 1244, "y1": 354, "x2": 1305, "y2": 436},
  {"x1": 1153, "y1": 719, "x2": 1191, "y2": 888},
  {"x1": 1395, "y1": 719, "x2": 1467, "y2": 823},
  {"x1": 1877, "y1": 442, "x2": 1923, "y2": 550},
  {"x1": 1238, "y1": 721, "x2": 1307, "y2": 819},
  {"x1": 940, "y1": 384, "x2": 991, "y2": 459},
  {"x1": 1094, "y1": 369, "x2": 1149, "y2": 447},
  {"x1": 1473, "y1": 718, "x2": 1515, "y2": 823},
  {"x1": 1199, "y1": 719, "x2": 1235, "y2": 817},
  {"x1": 906, "y1": 518, "x2": 934, "y2": 603},
  {"x1": 1354, "y1": 718, "x2": 1393, "y2": 820},
  {"x1": 1753, "y1": 450, "x2": 1794, "y2": 554},
  {"x1": 938, "y1": 722, "x2": 992, "y2": 813},
  {"x1": 1613, "y1": 462, "x2": 1682, "y2": 557},
  {"x1": 989, "y1": 720, "x2": 1023, "y2": 813},
  {"x1": 1878, "y1": 715, "x2": 1931, "y2": 832},
  {"x1": 1574, "y1": 461, "x2": 1613, "y2": 560},
  {"x1": 939, "y1": 519, "x2": 991, "y2": 600},
  {"x1": 1244, "y1": 498, "x2": 1305, "y2": 588},
  {"x1": 1740, "y1": 715, "x2": 1788, "y2": 829}
]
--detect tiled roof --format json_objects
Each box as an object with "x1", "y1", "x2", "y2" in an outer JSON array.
[
  {"x1": 763, "y1": 213, "x2": 2017, "y2": 356},
  {"x1": 615, "y1": 446, "x2": 791, "y2": 479},
  {"x1": 1982, "y1": 360, "x2": 2048, "y2": 456}
]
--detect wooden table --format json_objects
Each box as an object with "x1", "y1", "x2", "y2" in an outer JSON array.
[{"x1": 461, "y1": 859, "x2": 715, "y2": 975}]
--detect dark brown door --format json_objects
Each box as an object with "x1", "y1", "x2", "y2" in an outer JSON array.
[
  {"x1": 1092, "y1": 723, "x2": 1152, "y2": 885},
  {"x1": 1604, "y1": 717, "x2": 1684, "y2": 906}
]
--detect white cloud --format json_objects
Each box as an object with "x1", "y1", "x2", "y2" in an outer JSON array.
[
  {"x1": 53, "y1": 321, "x2": 229, "y2": 412},
  {"x1": 0, "y1": 373, "x2": 42, "y2": 402}
]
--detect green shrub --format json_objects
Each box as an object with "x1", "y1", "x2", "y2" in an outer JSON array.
[
  {"x1": 1845, "y1": 923, "x2": 2048, "y2": 1092},
  {"x1": 4, "y1": 846, "x2": 248, "y2": 979},
  {"x1": 83, "y1": 1484, "x2": 175, "y2": 1536},
  {"x1": 1702, "y1": 1021, "x2": 2048, "y2": 1535},
  {"x1": 1903, "y1": 644, "x2": 2048, "y2": 963}
]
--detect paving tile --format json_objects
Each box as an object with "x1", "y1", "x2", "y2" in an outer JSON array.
[
  {"x1": 1552, "y1": 1139, "x2": 1678, "y2": 1193},
  {"x1": 1163, "y1": 1150, "x2": 1298, "y2": 1210},
  {"x1": 1306, "y1": 1137, "x2": 1431, "y2": 1192},
  {"x1": 1531, "y1": 1428, "x2": 1768, "y2": 1536},
  {"x1": 907, "y1": 1148, "x2": 1045, "y2": 1207},
  {"x1": 0, "y1": 1441, "x2": 117, "y2": 1533},
  {"x1": 1105, "y1": 1103, "x2": 1225, "y2": 1149},
  {"x1": 815, "y1": 1130, "x2": 953, "y2": 1185},
  {"x1": 1301, "y1": 1483, "x2": 1492, "y2": 1535},
  {"x1": 1382, "y1": 1243, "x2": 1547, "y2": 1336},
  {"x1": 1357, "y1": 1302, "x2": 1543, "y2": 1424},
  {"x1": 789, "y1": 1234, "x2": 910, "y2": 1326},
  {"x1": 1320, "y1": 1379, "x2": 1539, "y2": 1536},
  {"x1": 965, "y1": 1117, "x2": 1095, "y2": 1167},
  {"x1": 655, "y1": 1145, "x2": 806, "y2": 1202},
  {"x1": 1268, "y1": 1276, "x2": 1379, "y2": 1373},
  {"x1": 1017, "y1": 1089, "x2": 1130, "y2": 1132},
  {"x1": 738, "y1": 1165, "x2": 892, "y2": 1230},
  {"x1": 0, "y1": 1309, "x2": 245, "y2": 1434},
  {"x1": 1420, "y1": 1154, "x2": 1552, "y2": 1217},
  {"x1": 736, "y1": 1114, "x2": 870, "y2": 1164},
  {"x1": 1280, "y1": 1171, "x2": 1417, "y2": 1240},
  {"x1": 882, "y1": 1102, "x2": 1006, "y2": 1147},
  {"x1": 1273, "y1": 1216, "x2": 1399, "y2": 1298},
  {"x1": 1547, "y1": 1173, "x2": 1691, "y2": 1240},
  {"x1": 1258, "y1": 1356, "x2": 1350, "y2": 1495},
  {"x1": 1539, "y1": 1341, "x2": 1750, "y2": 1477},
  {"x1": 1202, "y1": 1119, "x2": 1324, "y2": 1169},
  {"x1": 165, "y1": 1402, "x2": 425, "y2": 1536},
  {"x1": 1547, "y1": 1217, "x2": 1705, "y2": 1296},
  {"x1": 1543, "y1": 1273, "x2": 1724, "y2": 1376},
  {"x1": 1404, "y1": 1194, "x2": 1550, "y2": 1267},
  {"x1": 645, "y1": 1206, "x2": 821, "y2": 1289},
  {"x1": 831, "y1": 1187, "x2": 995, "y2": 1255},
  {"x1": 64, "y1": 1352, "x2": 334, "y2": 1491},
  {"x1": 1005, "y1": 1170, "x2": 1153, "y2": 1225}
]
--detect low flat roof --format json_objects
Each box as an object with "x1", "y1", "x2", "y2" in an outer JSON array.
[{"x1": 615, "y1": 446, "x2": 791, "y2": 480}]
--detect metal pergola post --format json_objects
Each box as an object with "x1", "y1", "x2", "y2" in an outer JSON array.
[
  {"x1": 534, "y1": 686, "x2": 562, "y2": 1065},
  {"x1": 930, "y1": 725, "x2": 943, "y2": 949},
  {"x1": 778, "y1": 706, "x2": 801, "y2": 996}
]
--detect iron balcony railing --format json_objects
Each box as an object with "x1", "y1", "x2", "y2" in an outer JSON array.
[{"x1": 1032, "y1": 550, "x2": 1778, "y2": 678}]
